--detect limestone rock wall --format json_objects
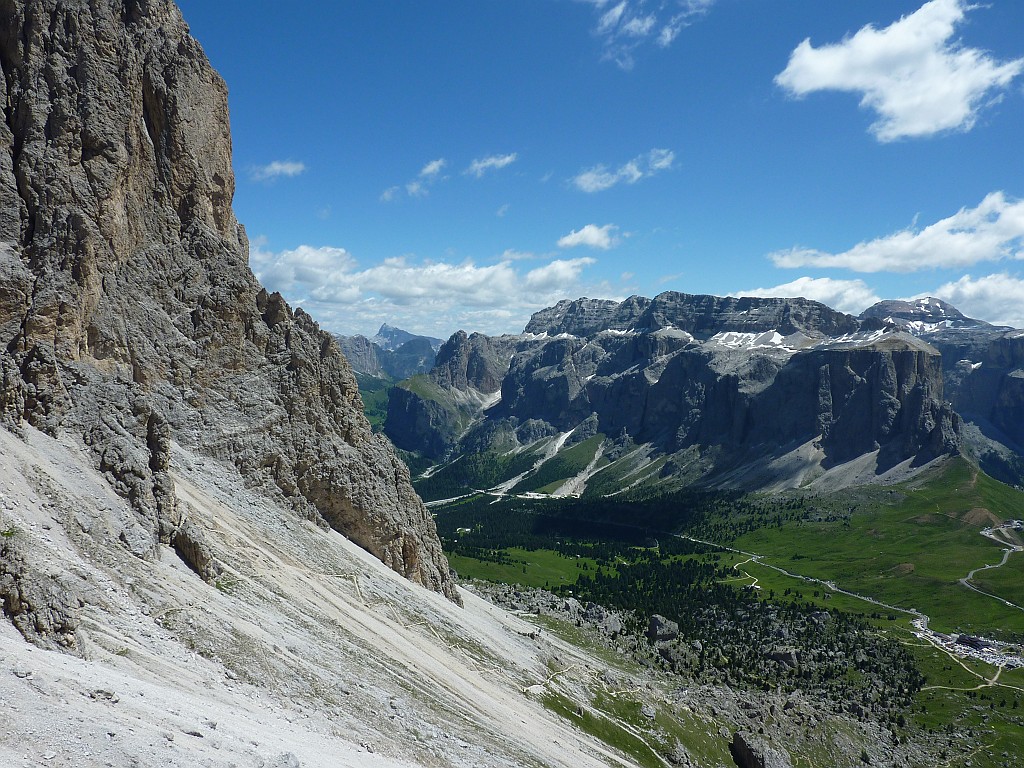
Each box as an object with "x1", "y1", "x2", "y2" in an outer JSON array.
[{"x1": 0, "y1": 0, "x2": 459, "y2": 619}]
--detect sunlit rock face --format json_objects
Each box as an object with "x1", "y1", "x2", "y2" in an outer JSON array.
[{"x1": 0, "y1": 0, "x2": 458, "y2": 605}]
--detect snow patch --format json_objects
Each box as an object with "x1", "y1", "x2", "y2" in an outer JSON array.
[{"x1": 708, "y1": 330, "x2": 796, "y2": 351}]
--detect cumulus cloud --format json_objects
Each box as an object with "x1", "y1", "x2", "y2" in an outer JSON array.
[
  {"x1": 578, "y1": 0, "x2": 719, "y2": 69},
  {"x1": 572, "y1": 148, "x2": 674, "y2": 193},
  {"x1": 249, "y1": 241, "x2": 616, "y2": 337},
  {"x1": 249, "y1": 160, "x2": 306, "y2": 182},
  {"x1": 525, "y1": 258, "x2": 597, "y2": 288},
  {"x1": 465, "y1": 153, "x2": 518, "y2": 178},
  {"x1": 732, "y1": 277, "x2": 881, "y2": 315},
  {"x1": 558, "y1": 224, "x2": 620, "y2": 250},
  {"x1": 927, "y1": 273, "x2": 1024, "y2": 328},
  {"x1": 770, "y1": 192, "x2": 1024, "y2": 273},
  {"x1": 775, "y1": 0, "x2": 1024, "y2": 142}
]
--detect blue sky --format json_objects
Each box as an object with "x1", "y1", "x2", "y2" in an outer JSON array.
[{"x1": 175, "y1": 0, "x2": 1024, "y2": 338}]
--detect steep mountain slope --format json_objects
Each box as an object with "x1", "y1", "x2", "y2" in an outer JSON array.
[
  {"x1": 0, "y1": 424, "x2": 646, "y2": 767},
  {"x1": 389, "y1": 293, "x2": 962, "y2": 497},
  {"x1": 860, "y1": 298, "x2": 1024, "y2": 485},
  {"x1": 0, "y1": 0, "x2": 454, "y2": 601}
]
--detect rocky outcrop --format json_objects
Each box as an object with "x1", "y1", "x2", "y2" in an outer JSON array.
[
  {"x1": 0, "y1": 535, "x2": 82, "y2": 652},
  {"x1": 386, "y1": 384, "x2": 467, "y2": 459},
  {"x1": 431, "y1": 331, "x2": 517, "y2": 392},
  {"x1": 751, "y1": 336, "x2": 960, "y2": 468},
  {"x1": 372, "y1": 323, "x2": 442, "y2": 352},
  {"x1": 335, "y1": 334, "x2": 386, "y2": 377},
  {"x1": 383, "y1": 331, "x2": 520, "y2": 459},
  {"x1": 860, "y1": 297, "x2": 973, "y2": 327},
  {"x1": 647, "y1": 614, "x2": 679, "y2": 642},
  {"x1": 497, "y1": 324, "x2": 957, "y2": 471},
  {"x1": 0, "y1": 0, "x2": 459, "y2": 622}
]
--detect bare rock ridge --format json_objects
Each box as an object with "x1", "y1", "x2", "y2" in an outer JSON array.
[
  {"x1": 526, "y1": 293, "x2": 861, "y2": 339},
  {"x1": 0, "y1": 0, "x2": 459, "y2": 630},
  {"x1": 387, "y1": 292, "x2": 962, "y2": 489}
]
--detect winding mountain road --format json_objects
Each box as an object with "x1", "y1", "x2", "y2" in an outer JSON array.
[{"x1": 959, "y1": 526, "x2": 1023, "y2": 612}]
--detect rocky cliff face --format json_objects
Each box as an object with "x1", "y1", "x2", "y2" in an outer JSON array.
[
  {"x1": 431, "y1": 330, "x2": 516, "y2": 392},
  {"x1": 335, "y1": 333, "x2": 387, "y2": 377},
  {"x1": 0, "y1": 0, "x2": 459, "y2": 629},
  {"x1": 384, "y1": 331, "x2": 520, "y2": 457},
  {"x1": 389, "y1": 292, "x2": 961, "y2": 491},
  {"x1": 859, "y1": 299, "x2": 1024, "y2": 485}
]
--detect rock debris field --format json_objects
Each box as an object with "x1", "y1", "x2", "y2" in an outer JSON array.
[{"x1": 0, "y1": 425, "x2": 638, "y2": 768}]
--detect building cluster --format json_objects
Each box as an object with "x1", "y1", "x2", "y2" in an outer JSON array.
[{"x1": 911, "y1": 617, "x2": 1024, "y2": 669}]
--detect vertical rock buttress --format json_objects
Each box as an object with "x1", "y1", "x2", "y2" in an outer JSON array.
[{"x1": 0, "y1": 0, "x2": 459, "y2": 607}]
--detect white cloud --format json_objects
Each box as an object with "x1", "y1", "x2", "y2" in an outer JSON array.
[
  {"x1": 646, "y1": 148, "x2": 675, "y2": 171},
  {"x1": 466, "y1": 153, "x2": 518, "y2": 178},
  {"x1": 770, "y1": 192, "x2": 1024, "y2": 273},
  {"x1": 382, "y1": 158, "x2": 448, "y2": 201},
  {"x1": 597, "y1": 1, "x2": 627, "y2": 34},
  {"x1": 525, "y1": 258, "x2": 597, "y2": 289},
  {"x1": 572, "y1": 148, "x2": 675, "y2": 193},
  {"x1": 621, "y1": 14, "x2": 655, "y2": 37},
  {"x1": 926, "y1": 273, "x2": 1024, "y2": 328},
  {"x1": 498, "y1": 248, "x2": 536, "y2": 261},
  {"x1": 733, "y1": 277, "x2": 881, "y2": 315},
  {"x1": 419, "y1": 159, "x2": 446, "y2": 178},
  {"x1": 558, "y1": 224, "x2": 620, "y2": 250},
  {"x1": 250, "y1": 242, "x2": 360, "y2": 302},
  {"x1": 249, "y1": 241, "x2": 618, "y2": 337},
  {"x1": 579, "y1": 0, "x2": 719, "y2": 69},
  {"x1": 775, "y1": 0, "x2": 1024, "y2": 142},
  {"x1": 249, "y1": 160, "x2": 306, "y2": 182}
]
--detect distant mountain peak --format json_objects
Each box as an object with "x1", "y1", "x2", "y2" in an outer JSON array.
[
  {"x1": 859, "y1": 298, "x2": 992, "y2": 332},
  {"x1": 371, "y1": 324, "x2": 443, "y2": 352}
]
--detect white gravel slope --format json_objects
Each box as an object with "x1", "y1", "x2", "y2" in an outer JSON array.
[{"x1": 0, "y1": 425, "x2": 637, "y2": 768}]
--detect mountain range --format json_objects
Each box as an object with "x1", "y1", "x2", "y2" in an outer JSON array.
[{"x1": 386, "y1": 293, "x2": 1024, "y2": 497}]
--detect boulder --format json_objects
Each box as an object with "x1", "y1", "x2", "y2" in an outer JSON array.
[{"x1": 647, "y1": 614, "x2": 679, "y2": 642}]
